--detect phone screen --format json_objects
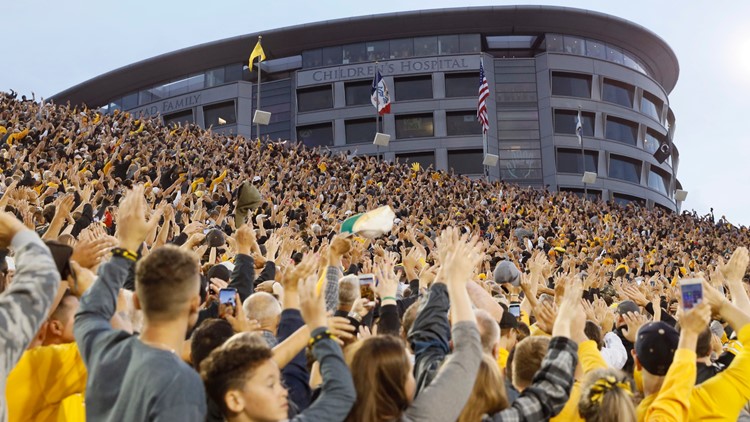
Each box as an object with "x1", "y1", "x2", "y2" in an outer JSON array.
[
  {"x1": 358, "y1": 274, "x2": 375, "y2": 301},
  {"x1": 219, "y1": 288, "x2": 237, "y2": 317},
  {"x1": 680, "y1": 280, "x2": 703, "y2": 310},
  {"x1": 509, "y1": 303, "x2": 521, "y2": 318}
]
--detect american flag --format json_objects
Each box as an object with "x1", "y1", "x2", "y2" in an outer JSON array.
[{"x1": 477, "y1": 61, "x2": 490, "y2": 134}]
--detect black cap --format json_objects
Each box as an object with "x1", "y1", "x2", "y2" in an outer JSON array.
[{"x1": 634, "y1": 321, "x2": 679, "y2": 376}]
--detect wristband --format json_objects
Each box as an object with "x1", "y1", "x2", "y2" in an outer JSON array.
[
  {"x1": 111, "y1": 248, "x2": 138, "y2": 262},
  {"x1": 381, "y1": 296, "x2": 398, "y2": 302},
  {"x1": 348, "y1": 311, "x2": 363, "y2": 322},
  {"x1": 308, "y1": 330, "x2": 335, "y2": 349}
]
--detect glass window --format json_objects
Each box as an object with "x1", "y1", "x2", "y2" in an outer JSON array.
[
  {"x1": 438, "y1": 35, "x2": 460, "y2": 55},
  {"x1": 138, "y1": 89, "x2": 155, "y2": 105},
  {"x1": 606, "y1": 46, "x2": 624, "y2": 65},
  {"x1": 345, "y1": 118, "x2": 377, "y2": 144},
  {"x1": 545, "y1": 34, "x2": 564, "y2": 52},
  {"x1": 551, "y1": 72, "x2": 591, "y2": 98},
  {"x1": 396, "y1": 151, "x2": 435, "y2": 169},
  {"x1": 345, "y1": 80, "x2": 372, "y2": 106},
  {"x1": 302, "y1": 50, "x2": 323, "y2": 68},
  {"x1": 297, "y1": 123, "x2": 333, "y2": 147},
  {"x1": 459, "y1": 34, "x2": 481, "y2": 53},
  {"x1": 206, "y1": 67, "x2": 225, "y2": 87},
  {"x1": 445, "y1": 73, "x2": 478, "y2": 97},
  {"x1": 641, "y1": 92, "x2": 662, "y2": 121},
  {"x1": 297, "y1": 85, "x2": 333, "y2": 112},
  {"x1": 414, "y1": 36, "x2": 438, "y2": 56},
  {"x1": 556, "y1": 149, "x2": 598, "y2": 173},
  {"x1": 553, "y1": 110, "x2": 595, "y2": 137},
  {"x1": 343, "y1": 43, "x2": 366, "y2": 64},
  {"x1": 203, "y1": 101, "x2": 236, "y2": 127},
  {"x1": 395, "y1": 113, "x2": 434, "y2": 139},
  {"x1": 644, "y1": 130, "x2": 663, "y2": 154},
  {"x1": 187, "y1": 74, "x2": 205, "y2": 91},
  {"x1": 163, "y1": 110, "x2": 194, "y2": 127},
  {"x1": 390, "y1": 39, "x2": 414, "y2": 59},
  {"x1": 623, "y1": 53, "x2": 639, "y2": 71},
  {"x1": 563, "y1": 36, "x2": 585, "y2": 55},
  {"x1": 602, "y1": 79, "x2": 634, "y2": 108},
  {"x1": 448, "y1": 149, "x2": 484, "y2": 175},
  {"x1": 585, "y1": 40, "x2": 606, "y2": 59},
  {"x1": 613, "y1": 193, "x2": 644, "y2": 207},
  {"x1": 395, "y1": 76, "x2": 432, "y2": 101},
  {"x1": 609, "y1": 155, "x2": 641, "y2": 183},
  {"x1": 559, "y1": 187, "x2": 602, "y2": 200},
  {"x1": 605, "y1": 117, "x2": 638, "y2": 146},
  {"x1": 366, "y1": 40, "x2": 389, "y2": 61},
  {"x1": 446, "y1": 111, "x2": 482, "y2": 136},
  {"x1": 648, "y1": 168, "x2": 669, "y2": 195},
  {"x1": 122, "y1": 92, "x2": 138, "y2": 110},
  {"x1": 321, "y1": 46, "x2": 343, "y2": 66},
  {"x1": 225, "y1": 64, "x2": 243, "y2": 82}
]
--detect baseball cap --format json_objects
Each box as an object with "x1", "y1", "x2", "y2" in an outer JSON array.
[
  {"x1": 634, "y1": 321, "x2": 679, "y2": 376},
  {"x1": 493, "y1": 260, "x2": 520, "y2": 286},
  {"x1": 616, "y1": 300, "x2": 640, "y2": 315}
]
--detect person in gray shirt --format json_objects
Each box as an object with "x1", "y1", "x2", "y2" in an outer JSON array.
[
  {"x1": 74, "y1": 185, "x2": 206, "y2": 421},
  {"x1": 0, "y1": 212, "x2": 60, "y2": 422}
]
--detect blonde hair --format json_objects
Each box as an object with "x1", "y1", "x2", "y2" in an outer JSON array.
[
  {"x1": 578, "y1": 368, "x2": 636, "y2": 422},
  {"x1": 458, "y1": 354, "x2": 508, "y2": 422}
]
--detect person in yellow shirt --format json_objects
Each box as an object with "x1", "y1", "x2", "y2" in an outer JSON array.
[{"x1": 635, "y1": 280, "x2": 750, "y2": 421}]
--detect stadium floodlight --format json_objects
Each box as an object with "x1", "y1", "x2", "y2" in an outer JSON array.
[
  {"x1": 253, "y1": 110, "x2": 272, "y2": 125},
  {"x1": 582, "y1": 171, "x2": 597, "y2": 185},
  {"x1": 674, "y1": 190, "x2": 688, "y2": 202},
  {"x1": 482, "y1": 154, "x2": 499, "y2": 167},
  {"x1": 373, "y1": 133, "x2": 390, "y2": 147}
]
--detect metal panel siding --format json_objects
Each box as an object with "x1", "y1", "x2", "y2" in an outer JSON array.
[{"x1": 252, "y1": 79, "x2": 292, "y2": 140}]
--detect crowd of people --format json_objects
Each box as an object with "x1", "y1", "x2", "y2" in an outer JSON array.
[{"x1": 0, "y1": 89, "x2": 749, "y2": 422}]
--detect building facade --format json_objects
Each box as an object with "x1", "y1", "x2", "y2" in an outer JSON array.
[{"x1": 52, "y1": 6, "x2": 681, "y2": 210}]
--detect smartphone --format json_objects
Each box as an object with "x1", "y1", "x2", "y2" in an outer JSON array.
[
  {"x1": 219, "y1": 288, "x2": 238, "y2": 317},
  {"x1": 680, "y1": 279, "x2": 703, "y2": 310},
  {"x1": 358, "y1": 273, "x2": 376, "y2": 301},
  {"x1": 509, "y1": 303, "x2": 521, "y2": 318}
]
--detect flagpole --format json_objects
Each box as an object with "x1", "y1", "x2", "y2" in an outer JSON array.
[
  {"x1": 374, "y1": 62, "x2": 381, "y2": 161},
  {"x1": 578, "y1": 105, "x2": 588, "y2": 200},
  {"x1": 256, "y1": 36, "x2": 262, "y2": 141}
]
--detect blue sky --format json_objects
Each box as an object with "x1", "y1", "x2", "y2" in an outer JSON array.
[{"x1": 3, "y1": 1, "x2": 749, "y2": 225}]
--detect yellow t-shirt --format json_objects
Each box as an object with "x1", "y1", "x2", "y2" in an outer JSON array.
[
  {"x1": 6, "y1": 342, "x2": 87, "y2": 422},
  {"x1": 638, "y1": 323, "x2": 750, "y2": 422},
  {"x1": 642, "y1": 349, "x2": 696, "y2": 422}
]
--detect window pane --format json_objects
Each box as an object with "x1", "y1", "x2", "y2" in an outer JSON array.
[
  {"x1": 203, "y1": 101, "x2": 236, "y2": 127},
  {"x1": 345, "y1": 80, "x2": 372, "y2": 106},
  {"x1": 390, "y1": 39, "x2": 414, "y2": 59},
  {"x1": 302, "y1": 50, "x2": 323, "y2": 68},
  {"x1": 585, "y1": 40, "x2": 606, "y2": 59},
  {"x1": 553, "y1": 110, "x2": 594, "y2": 136},
  {"x1": 459, "y1": 34, "x2": 481, "y2": 53},
  {"x1": 602, "y1": 79, "x2": 634, "y2": 108},
  {"x1": 395, "y1": 113, "x2": 434, "y2": 139},
  {"x1": 138, "y1": 89, "x2": 154, "y2": 106},
  {"x1": 395, "y1": 76, "x2": 432, "y2": 101},
  {"x1": 414, "y1": 36, "x2": 438, "y2": 56},
  {"x1": 122, "y1": 92, "x2": 138, "y2": 110},
  {"x1": 297, "y1": 85, "x2": 333, "y2": 112},
  {"x1": 551, "y1": 72, "x2": 591, "y2": 98},
  {"x1": 563, "y1": 36, "x2": 585, "y2": 55},
  {"x1": 546, "y1": 34, "x2": 564, "y2": 52},
  {"x1": 606, "y1": 46, "x2": 624, "y2": 65},
  {"x1": 322, "y1": 46, "x2": 342, "y2": 66},
  {"x1": 187, "y1": 74, "x2": 205, "y2": 91},
  {"x1": 605, "y1": 117, "x2": 638, "y2": 145},
  {"x1": 609, "y1": 155, "x2": 641, "y2": 183},
  {"x1": 556, "y1": 149, "x2": 597, "y2": 173},
  {"x1": 648, "y1": 169, "x2": 669, "y2": 195},
  {"x1": 448, "y1": 149, "x2": 484, "y2": 174},
  {"x1": 345, "y1": 118, "x2": 376, "y2": 144},
  {"x1": 297, "y1": 123, "x2": 333, "y2": 147},
  {"x1": 644, "y1": 130, "x2": 662, "y2": 154},
  {"x1": 613, "y1": 193, "x2": 644, "y2": 207},
  {"x1": 641, "y1": 92, "x2": 662, "y2": 121},
  {"x1": 560, "y1": 187, "x2": 601, "y2": 200},
  {"x1": 225, "y1": 64, "x2": 243, "y2": 82},
  {"x1": 206, "y1": 67, "x2": 225, "y2": 87},
  {"x1": 446, "y1": 111, "x2": 482, "y2": 136},
  {"x1": 366, "y1": 40, "x2": 389, "y2": 61},
  {"x1": 163, "y1": 110, "x2": 194, "y2": 127},
  {"x1": 445, "y1": 73, "x2": 478, "y2": 97},
  {"x1": 343, "y1": 43, "x2": 366, "y2": 64},
  {"x1": 438, "y1": 35, "x2": 459, "y2": 55},
  {"x1": 396, "y1": 151, "x2": 435, "y2": 169}
]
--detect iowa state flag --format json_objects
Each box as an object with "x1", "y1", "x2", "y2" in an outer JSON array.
[{"x1": 371, "y1": 70, "x2": 391, "y2": 115}]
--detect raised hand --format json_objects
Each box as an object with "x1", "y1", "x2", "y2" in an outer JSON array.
[
  {"x1": 298, "y1": 274, "x2": 328, "y2": 331},
  {"x1": 116, "y1": 185, "x2": 159, "y2": 252},
  {"x1": 552, "y1": 278, "x2": 585, "y2": 339},
  {"x1": 621, "y1": 312, "x2": 649, "y2": 343},
  {"x1": 721, "y1": 247, "x2": 749, "y2": 283}
]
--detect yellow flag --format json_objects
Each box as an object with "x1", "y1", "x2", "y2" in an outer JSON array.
[{"x1": 249, "y1": 38, "x2": 266, "y2": 66}]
